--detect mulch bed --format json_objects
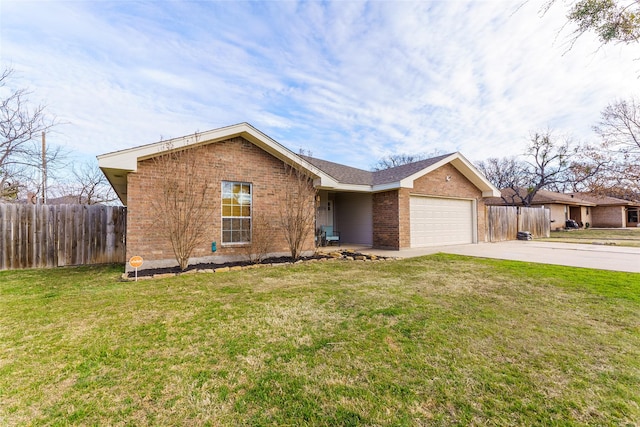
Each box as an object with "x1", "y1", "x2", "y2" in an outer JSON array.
[{"x1": 125, "y1": 250, "x2": 390, "y2": 280}]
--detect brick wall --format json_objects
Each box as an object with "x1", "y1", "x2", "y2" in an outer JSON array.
[
  {"x1": 371, "y1": 163, "x2": 486, "y2": 249},
  {"x1": 591, "y1": 206, "x2": 626, "y2": 227},
  {"x1": 372, "y1": 190, "x2": 400, "y2": 249},
  {"x1": 126, "y1": 136, "x2": 314, "y2": 268}
]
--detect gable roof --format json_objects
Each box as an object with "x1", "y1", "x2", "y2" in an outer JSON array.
[
  {"x1": 300, "y1": 151, "x2": 499, "y2": 196},
  {"x1": 98, "y1": 122, "x2": 500, "y2": 204}
]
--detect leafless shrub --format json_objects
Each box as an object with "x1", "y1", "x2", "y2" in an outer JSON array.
[
  {"x1": 150, "y1": 138, "x2": 216, "y2": 270},
  {"x1": 277, "y1": 164, "x2": 317, "y2": 260},
  {"x1": 242, "y1": 212, "x2": 276, "y2": 264}
]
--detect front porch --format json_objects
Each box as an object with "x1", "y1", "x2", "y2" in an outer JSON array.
[{"x1": 315, "y1": 190, "x2": 374, "y2": 248}]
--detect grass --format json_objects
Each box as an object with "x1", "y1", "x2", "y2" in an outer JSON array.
[
  {"x1": 1, "y1": 256, "x2": 639, "y2": 426},
  {"x1": 541, "y1": 227, "x2": 640, "y2": 247}
]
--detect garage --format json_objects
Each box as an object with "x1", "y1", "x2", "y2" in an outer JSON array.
[{"x1": 410, "y1": 196, "x2": 475, "y2": 247}]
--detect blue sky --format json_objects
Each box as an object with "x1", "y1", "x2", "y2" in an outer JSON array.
[{"x1": 2, "y1": 0, "x2": 639, "y2": 171}]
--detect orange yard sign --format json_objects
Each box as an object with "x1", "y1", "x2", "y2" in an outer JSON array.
[{"x1": 129, "y1": 256, "x2": 143, "y2": 269}]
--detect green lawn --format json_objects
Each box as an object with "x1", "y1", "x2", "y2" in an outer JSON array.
[
  {"x1": 1, "y1": 256, "x2": 639, "y2": 426},
  {"x1": 542, "y1": 227, "x2": 640, "y2": 247}
]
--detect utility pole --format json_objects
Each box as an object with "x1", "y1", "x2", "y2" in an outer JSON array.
[{"x1": 41, "y1": 131, "x2": 46, "y2": 204}]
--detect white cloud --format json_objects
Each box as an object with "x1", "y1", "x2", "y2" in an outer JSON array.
[{"x1": 2, "y1": 0, "x2": 639, "y2": 173}]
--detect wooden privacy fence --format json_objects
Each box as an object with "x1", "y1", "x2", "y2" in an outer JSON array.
[
  {"x1": 0, "y1": 204, "x2": 126, "y2": 270},
  {"x1": 486, "y1": 206, "x2": 550, "y2": 242}
]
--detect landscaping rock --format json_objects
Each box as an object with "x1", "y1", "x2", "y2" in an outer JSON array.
[{"x1": 126, "y1": 250, "x2": 392, "y2": 280}]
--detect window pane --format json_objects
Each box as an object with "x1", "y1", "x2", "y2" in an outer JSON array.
[
  {"x1": 222, "y1": 181, "x2": 233, "y2": 195},
  {"x1": 221, "y1": 181, "x2": 252, "y2": 243}
]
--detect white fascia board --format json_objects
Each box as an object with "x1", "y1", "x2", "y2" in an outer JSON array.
[
  {"x1": 96, "y1": 122, "x2": 335, "y2": 177},
  {"x1": 97, "y1": 123, "x2": 265, "y2": 171},
  {"x1": 97, "y1": 123, "x2": 341, "y2": 204},
  {"x1": 396, "y1": 152, "x2": 501, "y2": 197},
  {"x1": 372, "y1": 182, "x2": 402, "y2": 192},
  {"x1": 319, "y1": 183, "x2": 373, "y2": 192}
]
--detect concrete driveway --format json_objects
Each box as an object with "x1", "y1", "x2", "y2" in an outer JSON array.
[{"x1": 362, "y1": 241, "x2": 640, "y2": 273}]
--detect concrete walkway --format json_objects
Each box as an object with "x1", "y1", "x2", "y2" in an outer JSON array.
[{"x1": 333, "y1": 241, "x2": 640, "y2": 274}]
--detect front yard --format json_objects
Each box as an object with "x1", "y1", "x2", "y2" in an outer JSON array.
[
  {"x1": 1, "y1": 256, "x2": 639, "y2": 425},
  {"x1": 541, "y1": 227, "x2": 640, "y2": 247}
]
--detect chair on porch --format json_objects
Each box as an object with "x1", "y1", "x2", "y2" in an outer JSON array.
[{"x1": 321, "y1": 226, "x2": 340, "y2": 246}]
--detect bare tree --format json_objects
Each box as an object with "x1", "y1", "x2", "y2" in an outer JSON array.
[
  {"x1": 0, "y1": 68, "x2": 59, "y2": 201},
  {"x1": 150, "y1": 139, "x2": 216, "y2": 270},
  {"x1": 278, "y1": 164, "x2": 316, "y2": 260},
  {"x1": 591, "y1": 97, "x2": 640, "y2": 198},
  {"x1": 372, "y1": 150, "x2": 446, "y2": 171},
  {"x1": 478, "y1": 131, "x2": 600, "y2": 206},
  {"x1": 477, "y1": 156, "x2": 531, "y2": 204},
  {"x1": 51, "y1": 161, "x2": 118, "y2": 205},
  {"x1": 595, "y1": 97, "x2": 640, "y2": 155}
]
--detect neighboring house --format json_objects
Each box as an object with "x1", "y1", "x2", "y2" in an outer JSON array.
[
  {"x1": 487, "y1": 188, "x2": 640, "y2": 230},
  {"x1": 567, "y1": 192, "x2": 640, "y2": 228},
  {"x1": 98, "y1": 123, "x2": 500, "y2": 269}
]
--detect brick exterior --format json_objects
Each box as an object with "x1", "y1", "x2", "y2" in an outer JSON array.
[
  {"x1": 372, "y1": 190, "x2": 401, "y2": 249},
  {"x1": 372, "y1": 163, "x2": 485, "y2": 249},
  {"x1": 126, "y1": 136, "x2": 314, "y2": 268},
  {"x1": 127, "y1": 139, "x2": 491, "y2": 261},
  {"x1": 591, "y1": 206, "x2": 626, "y2": 228}
]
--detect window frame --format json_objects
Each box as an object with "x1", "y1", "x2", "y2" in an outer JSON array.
[{"x1": 221, "y1": 181, "x2": 252, "y2": 245}]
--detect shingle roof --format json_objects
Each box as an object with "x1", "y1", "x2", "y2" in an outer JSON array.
[
  {"x1": 567, "y1": 192, "x2": 640, "y2": 207},
  {"x1": 299, "y1": 155, "x2": 373, "y2": 185},
  {"x1": 371, "y1": 153, "x2": 454, "y2": 185},
  {"x1": 300, "y1": 153, "x2": 455, "y2": 186},
  {"x1": 530, "y1": 189, "x2": 597, "y2": 205},
  {"x1": 486, "y1": 188, "x2": 628, "y2": 206}
]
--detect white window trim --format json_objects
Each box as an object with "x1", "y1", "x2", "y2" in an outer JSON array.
[{"x1": 221, "y1": 181, "x2": 252, "y2": 245}]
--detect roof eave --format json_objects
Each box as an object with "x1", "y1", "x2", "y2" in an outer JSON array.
[{"x1": 98, "y1": 123, "x2": 336, "y2": 205}]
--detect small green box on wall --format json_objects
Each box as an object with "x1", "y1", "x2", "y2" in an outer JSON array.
[{"x1": 211, "y1": 242, "x2": 217, "y2": 252}]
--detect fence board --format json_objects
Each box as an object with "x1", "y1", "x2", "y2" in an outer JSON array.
[
  {"x1": 0, "y1": 204, "x2": 126, "y2": 270},
  {"x1": 486, "y1": 205, "x2": 551, "y2": 242}
]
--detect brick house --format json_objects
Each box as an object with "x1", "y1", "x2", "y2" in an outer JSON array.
[
  {"x1": 98, "y1": 123, "x2": 500, "y2": 270},
  {"x1": 567, "y1": 192, "x2": 640, "y2": 228}
]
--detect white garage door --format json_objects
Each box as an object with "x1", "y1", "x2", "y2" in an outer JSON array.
[{"x1": 410, "y1": 196, "x2": 474, "y2": 247}]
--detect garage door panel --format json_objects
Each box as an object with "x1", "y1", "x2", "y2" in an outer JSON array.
[{"x1": 410, "y1": 196, "x2": 473, "y2": 247}]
